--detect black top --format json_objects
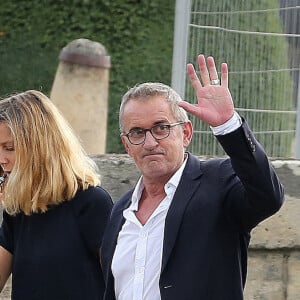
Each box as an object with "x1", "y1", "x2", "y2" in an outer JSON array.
[{"x1": 0, "y1": 186, "x2": 113, "y2": 300}]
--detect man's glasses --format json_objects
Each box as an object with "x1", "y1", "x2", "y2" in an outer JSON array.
[{"x1": 123, "y1": 122, "x2": 185, "y2": 145}]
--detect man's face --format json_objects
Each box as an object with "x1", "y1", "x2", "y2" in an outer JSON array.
[{"x1": 121, "y1": 96, "x2": 192, "y2": 183}]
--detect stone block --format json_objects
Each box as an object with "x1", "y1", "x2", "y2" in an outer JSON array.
[
  {"x1": 244, "y1": 252, "x2": 285, "y2": 300},
  {"x1": 287, "y1": 252, "x2": 300, "y2": 300}
]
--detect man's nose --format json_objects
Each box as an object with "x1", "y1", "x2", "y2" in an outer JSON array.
[{"x1": 143, "y1": 131, "x2": 158, "y2": 148}]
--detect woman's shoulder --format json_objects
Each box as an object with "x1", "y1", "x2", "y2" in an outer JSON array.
[
  {"x1": 71, "y1": 185, "x2": 113, "y2": 215},
  {"x1": 77, "y1": 185, "x2": 111, "y2": 200}
]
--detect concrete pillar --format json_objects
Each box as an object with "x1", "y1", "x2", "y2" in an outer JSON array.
[{"x1": 50, "y1": 38, "x2": 111, "y2": 155}]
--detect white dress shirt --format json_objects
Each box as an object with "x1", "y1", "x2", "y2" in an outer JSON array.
[
  {"x1": 111, "y1": 159, "x2": 187, "y2": 300},
  {"x1": 210, "y1": 111, "x2": 242, "y2": 135},
  {"x1": 111, "y1": 113, "x2": 242, "y2": 300}
]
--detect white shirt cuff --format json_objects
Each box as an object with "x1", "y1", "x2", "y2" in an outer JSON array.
[{"x1": 210, "y1": 111, "x2": 242, "y2": 135}]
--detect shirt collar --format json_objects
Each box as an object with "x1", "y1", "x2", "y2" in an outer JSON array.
[{"x1": 129, "y1": 155, "x2": 188, "y2": 211}]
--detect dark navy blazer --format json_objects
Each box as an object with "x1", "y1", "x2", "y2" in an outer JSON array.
[{"x1": 101, "y1": 120, "x2": 284, "y2": 300}]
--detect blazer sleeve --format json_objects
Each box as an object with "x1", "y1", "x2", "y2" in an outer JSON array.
[{"x1": 216, "y1": 118, "x2": 284, "y2": 230}]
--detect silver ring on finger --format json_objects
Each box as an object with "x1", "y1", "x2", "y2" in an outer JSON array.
[{"x1": 210, "y1": 79, "x2": 220, "y2": 85}]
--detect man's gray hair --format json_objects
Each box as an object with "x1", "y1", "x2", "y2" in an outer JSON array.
[{"x1": 119, "y1": 82, "x2": 189, "y2": 132}]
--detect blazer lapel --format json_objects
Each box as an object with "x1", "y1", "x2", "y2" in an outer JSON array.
[{"x1": 161, "y1": 154, "x2": 203, "y2": 272}]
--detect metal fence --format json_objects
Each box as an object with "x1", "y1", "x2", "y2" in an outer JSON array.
[{"x1": 172, "y1": 0, "x2": 300, "y2": 158}]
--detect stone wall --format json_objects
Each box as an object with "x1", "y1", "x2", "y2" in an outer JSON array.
[
  {"x1": 95, "y1": 155, "x2": 300, "y2": 300},
  {"x1": 0, "y1": 155, "x2": 299, "y2": 299}
]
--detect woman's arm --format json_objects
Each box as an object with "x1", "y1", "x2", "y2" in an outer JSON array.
[{"x1": 0, "y1": 246, "x2": 12, "y2": 292}]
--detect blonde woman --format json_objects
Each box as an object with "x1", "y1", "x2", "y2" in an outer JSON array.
[{"x1": 0, "y1": 90, "x2": 113, "y2": 300}]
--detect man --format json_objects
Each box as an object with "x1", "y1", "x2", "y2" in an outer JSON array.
[{"x1": 101, "y1": 54, "x2": 284, "y2": 300}]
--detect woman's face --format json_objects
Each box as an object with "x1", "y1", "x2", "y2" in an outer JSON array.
[{"x1": 0, "y1": 122, "x2": 16, "y2": 177}]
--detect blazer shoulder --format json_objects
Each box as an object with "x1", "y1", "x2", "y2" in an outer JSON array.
[
  {"x1": 184, "y1": 153, "x2": 231, "y2": 181},
  {"x1": 197, "y1": 155, "x2": 230, "y2": 174},
  {"x1": 112, "y1": 189, "x2": 134, "y2": 212}
]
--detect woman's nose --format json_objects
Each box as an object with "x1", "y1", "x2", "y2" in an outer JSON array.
[{"x1": 0, "y1": 151, "x2": 8, "y2": 165}]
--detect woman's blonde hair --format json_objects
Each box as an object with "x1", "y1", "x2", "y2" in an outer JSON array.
[{"x1": 0, "y1": 90, "x2": 101, "y2": 215}]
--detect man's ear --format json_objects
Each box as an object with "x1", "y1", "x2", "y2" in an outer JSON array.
[
  {"x1": 121, "y1": 135, "x2": 131, "y2": 156},
  {"x1": 183, "y1": 121, "x2": 193, "y2": 148}
]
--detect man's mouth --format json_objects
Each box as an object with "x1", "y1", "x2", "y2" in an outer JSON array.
[{"x1": 143, "y1": 152, "x2": 163, "y2": 158}]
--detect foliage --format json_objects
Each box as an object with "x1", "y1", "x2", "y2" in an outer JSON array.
[
  {"x1": 0, "y1": 0, "x2": 294, "y2": 157},
  {"x1": 0, "y1": 0, "x2": 175, "y2": 153}
]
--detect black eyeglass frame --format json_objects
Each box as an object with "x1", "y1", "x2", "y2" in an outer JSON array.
[{"x1": 122, "y1": 121, "x2": 185, "y2": 145}]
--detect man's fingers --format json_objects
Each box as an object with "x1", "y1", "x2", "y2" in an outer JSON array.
[
  {"x1": 207, "y1": 56, "x2": 219, "y2": 84},
  {"x1": 198, "y1": 55, "x2": 211, "y2": 86},
  {"x1": 187, "y1": 63, "x2": 202, "y2": 89},
  {"x1": 178, "y1": 101, "x2": 202, "y2": 117},
  {"x1": 221, "y1": 63, "x2": 228, "y2": 88}
]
